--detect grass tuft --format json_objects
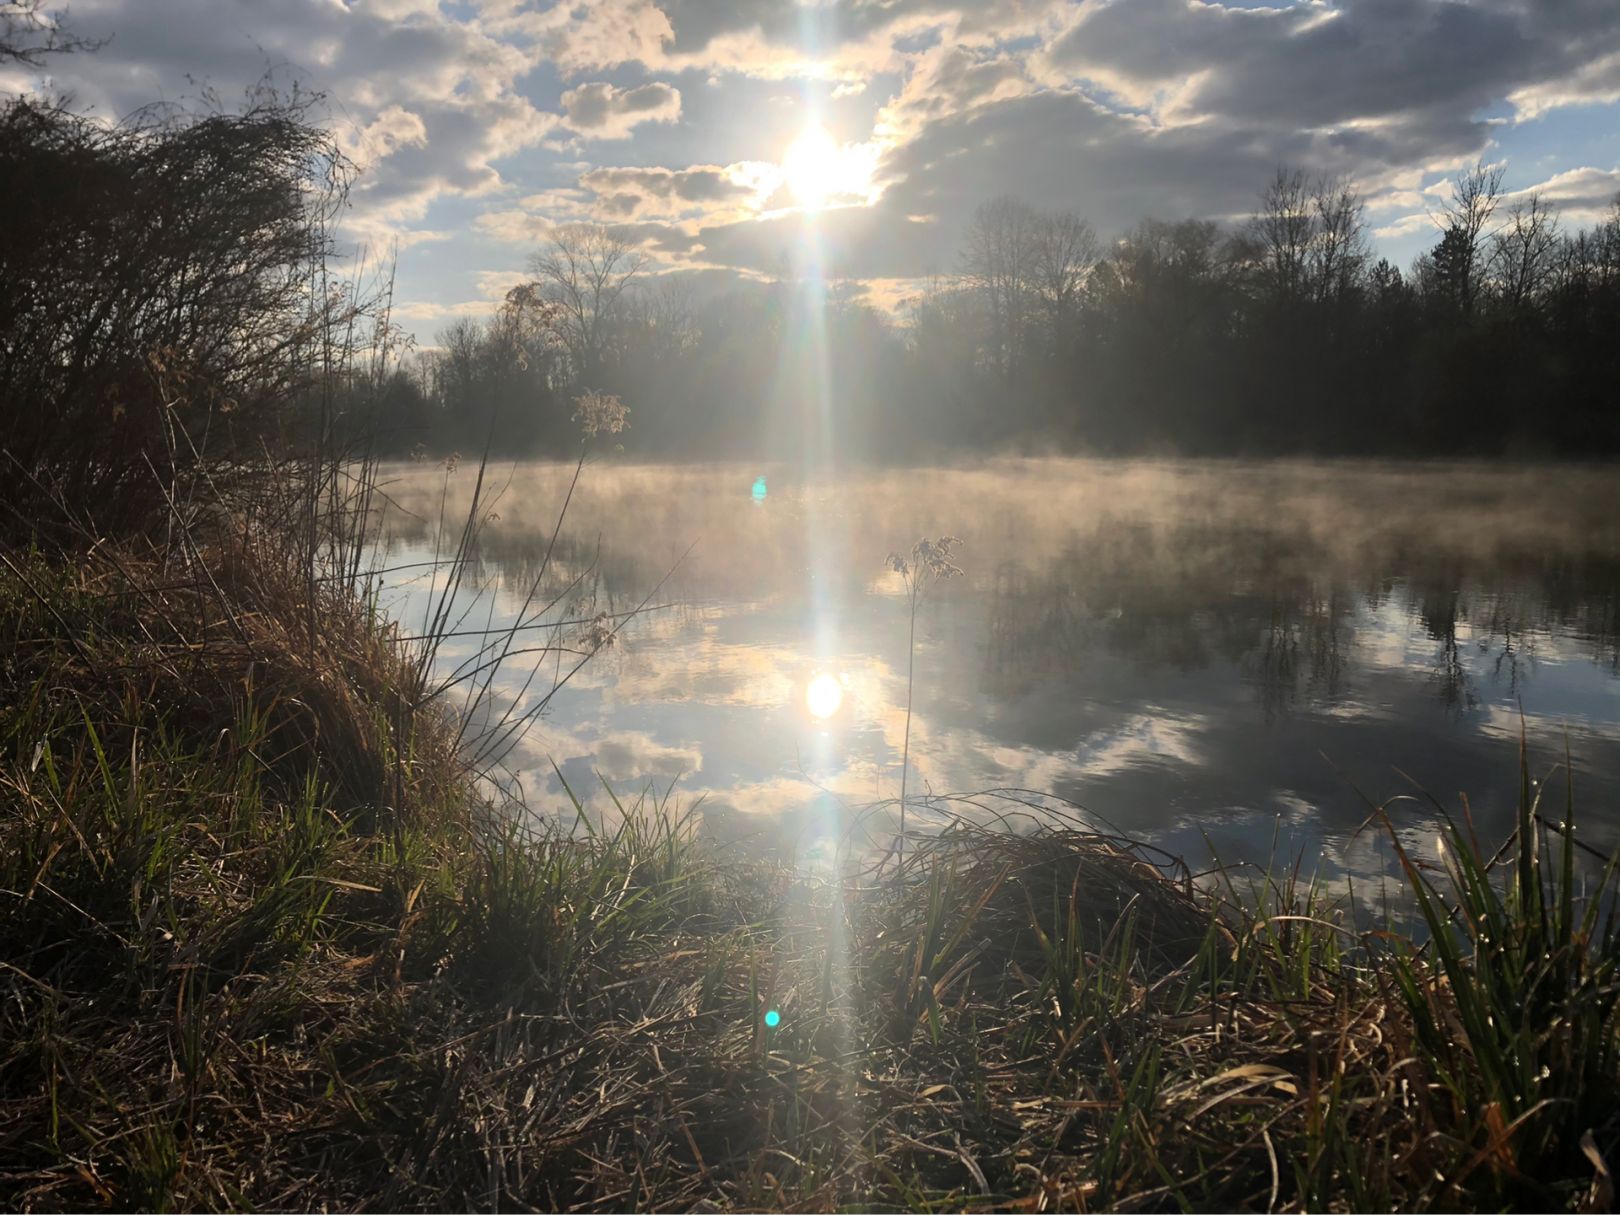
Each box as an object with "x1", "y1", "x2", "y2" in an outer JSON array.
[{"x1": 2, "y1": 509, "x2": 1618, "y2": 1210}]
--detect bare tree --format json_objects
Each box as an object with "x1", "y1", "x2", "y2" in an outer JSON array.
[
  {"x1": 1559, "y1": 196, "x2": 1620, "y2": 297},
  {"x1": 962, "y1": 196, "x2": 1037, "y2": 379},
  {"x1": 0, "y1": 94, "x2": 356, "y2": 531},
  {"x1": 1604, "y1": 194, "x2": 1620, "y2": 285},
  {"x1": 1489, "y1": 193, "x2": 1560, "y2": 313},
  {"x1": 1308, "y1": 176, "x2": 1370, "y2": 306},
  {"x1": 1433, "y1": 160, "x2": 1505, "y2": 318},
  {"x1": 0, "y1": 0, "x2": 100, "y2": 65},
  {"x1": 1249, "y1": 167, "x2": 1314, "y2": 304},
  {"x1": 613, "y1": 275, "x2": 698, "y2": 380},
  {"x1": 1030, "y1": 211, "x2": 1098, "y2": 346},
  {"x1": 432, "y1": 318, "x2": 483, "y2": 407},
  {"x1": 529, "y1": 223, "x2": 647, "y2": 386}
]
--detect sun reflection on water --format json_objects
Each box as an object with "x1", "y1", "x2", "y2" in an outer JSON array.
[{"x1": 806, "y1": 671, "x2": 844, "y2": 719}]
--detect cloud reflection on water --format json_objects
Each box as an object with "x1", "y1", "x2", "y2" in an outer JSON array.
[{"x1": 376, "y1": 457, "x2": 1620, "y2": 875}]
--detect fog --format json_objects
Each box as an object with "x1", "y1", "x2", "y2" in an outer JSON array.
[{"x1": 376, "y1": 456, "x2": 1620, "y2": 887}]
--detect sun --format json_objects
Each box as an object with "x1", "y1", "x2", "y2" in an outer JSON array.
[
  {"x1": 781, "y1": 125, "x2": 876, "y2": 211},
  {"x1": 806, "y1": 672, "x2": 844, "y2": 719},
  {"x1": 782, "y1": 126, "x2": 840, "y2": 209}
]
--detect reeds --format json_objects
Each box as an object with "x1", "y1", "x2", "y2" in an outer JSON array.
[
  {"x1": 0, "y1": 400, "x2": 1615, "y2": 1209},
  {"x1": 3, "y1": 546, "x2": 1616, "y2": 1214}
]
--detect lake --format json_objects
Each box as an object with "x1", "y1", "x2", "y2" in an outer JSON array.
[{"x1": 374, "y1": 457, "x2": 1620, "y2": 889}]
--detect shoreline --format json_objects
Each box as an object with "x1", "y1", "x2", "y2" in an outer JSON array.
[{"x1": 2, "y1": 523, "x2": 1615, "y2": 1211}]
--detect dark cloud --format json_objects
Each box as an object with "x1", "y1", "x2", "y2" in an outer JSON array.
[
  {"x1": 605, "y1": 221, "x2": 701, "y2": 253},
  {"x1": 881, "y1": 87, "x2": 1471, "y2": 227},
  {"x1": 582, "y1": 165, "x2": 751, "y2": 205},
  {"x1": 685, "y1": 81, "x2": 1483, "y2": 283},
  {"x1": 23, "y1": 0, "x2": 1619, "y2": 332},
  {"x1": 691, "y1": 203, "x2": 945, "y2": 280},
  {"x1": 618, "y1": 37, "x2": 1619, "y2": 286},
  {"x1": 561, "y1": 79, "x2": 681, "y2": 138},
  {"x1": 1049, "y1": 0, "x2": 1620, "y2": 132},
  {"x1": 656, "y1": 0, "x2": 793, "y2": 54}
]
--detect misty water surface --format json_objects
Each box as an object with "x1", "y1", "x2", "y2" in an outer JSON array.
[{"x1": 375, "y1": 458, "x2": 1620, "y2": 886}]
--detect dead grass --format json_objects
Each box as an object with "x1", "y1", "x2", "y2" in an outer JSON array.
[{"x1": 1, "y1": 513, "x2": 1617, "y2": 1211}]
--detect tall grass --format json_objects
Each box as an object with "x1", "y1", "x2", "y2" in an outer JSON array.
[
  {"x1": 884, "y1": 536, "x2": 962, "y2": 861},
  {"x1": 4, "y1": 554, "x2": 1615, "y2": 1215},
  {"x1": 1, "y1": 337, "x2": 1616, "y2": 1207}
]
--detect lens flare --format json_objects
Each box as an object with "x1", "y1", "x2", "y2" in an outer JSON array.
[
  {"x1": 806, "y1": 672, "x2": 843, "y2": 719},
  {"x1": 764, "y1": 1009, "x2": 781, "y2": 1029}
]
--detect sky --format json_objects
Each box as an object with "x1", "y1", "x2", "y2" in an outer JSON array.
[{"x1": 9, "y1": 0, "x2": 1620, "y2": 341}]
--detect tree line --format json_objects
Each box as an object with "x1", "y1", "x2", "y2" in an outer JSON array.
[
  {"x1": 360, "y1": 165, "x2": 1620, "y2": 461},
  {"x1": 3, "y1": 0, "x2": 1616, "y2": 470},
  {"x1": 389, "y1": 161, "x2": 1620, "y2": 462}
]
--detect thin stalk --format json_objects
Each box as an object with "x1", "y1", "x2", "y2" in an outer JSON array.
[{"x1": 899, "y1": 583, "x2": 917, "y2": 861}]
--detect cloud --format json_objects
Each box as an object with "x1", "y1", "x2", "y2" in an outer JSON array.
[
  {"x1": 592, "y1": 732, "x2": 703, "y2": 783},
  {"x1": 495, "y1": 0, "x2": 1067, "y2": 88},
  {"x1": 476, "y1": 160, "x2": 775, "y2": 251},
  {"x1": 19, "y1": 0, "x2": 554, "y2": 247},
  {"x1": 29, "y1": 0, "x2": 1620, "y2": 337},
  {"x1": 872, "y1": 43, "x2": 1035, "y2": 145},
  {"x1": 690, "y1": 203, "x2": 943, "y2": 280},
  {"x1": 391, "y1": 298, "x2": 498, "y2": 323},
  {"x1": 476, "y1": 208, "x2": 555, "y2": 246},
  {"x1": 686, "y1": 83, "x2": 1457, "y2": 282},
  {"x1": 476, "y1": 269, "x2": 532, "y2": 299},
  {"x1": 1374, "y1": 165, "x2": 1620, "y2": 242},
  {"x1": 1373, "y1": 212, "x2": 1443, "y2": 241},
  {"x1": 350, "y1": 103, "x2": 428, "y2": 170},
  {"x1": 561, "y1": 80, "x2": 681, "y2": 139},
  {"x1": 1509, "y1": 47, "x2": 1620, "y2": 118},
  {"x1": 1045, "y1": 0, "x2": 1620, "y2": 146},
  {"x1": 490, "y1": 0, "x2": 674, "y2": 74},
  {"x1": 580, "y1": 164, "x2": 760, "y2": 216},
  {"x1": 1505, "y1": 166, "x2": 1620, "y2": 222},
  {"x1": 478, "y1": 208, "x2": 692, "y2": 250}
]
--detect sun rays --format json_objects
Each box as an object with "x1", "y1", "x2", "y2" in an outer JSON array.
[{"x1": 778, "y1": 123, "x2": 881, "y2": 212}]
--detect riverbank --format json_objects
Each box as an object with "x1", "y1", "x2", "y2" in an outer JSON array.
[{"x1": 1, "y1": 522, "x2": 1616, "y2": 1212}]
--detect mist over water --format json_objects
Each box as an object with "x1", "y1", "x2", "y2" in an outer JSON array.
[{"x1": 376, "y1": 457, "x2": 1620, "y2": 884}]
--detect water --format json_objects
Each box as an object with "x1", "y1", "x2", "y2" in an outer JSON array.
[{"x1": 375, "y1": 457, "x2": 1620, "y2": 886}]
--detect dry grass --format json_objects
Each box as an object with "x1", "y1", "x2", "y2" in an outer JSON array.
[{"x1": 1, "y1": 503, "x2": 1617, "y2": 1211}]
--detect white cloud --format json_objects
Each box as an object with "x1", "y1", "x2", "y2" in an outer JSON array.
[
  {"x1": 391, "y1": 298, "x2": 498, "y2": 323},
  {"x1": 491, "y1": 0, "x2": 674, "y2": 74},
  {"x1": 477, "y1": 206, "x2": 568, "y2": 246},
  {"x1": 1375, "y1": 165, "x2": 1620, "y2": 242},
  {"x1": 25, "y1": 0, "x2": 1620, "y2": 333},
  {"x1": 1373, "y1": 212, "x2": 1443, "y2": 241},
  {"x1": 1509, "y1": 48, "x2": 1620, "y2": 118},
  {"x1": 21, "y1": 0, "x2": 555, "y2": 248},
  {"x1": 1503, "y1": 166, "x2": 1620, "y2": 223},
  {"x1": 476, "y1": 269, "x2": 532, "y2": 299}
]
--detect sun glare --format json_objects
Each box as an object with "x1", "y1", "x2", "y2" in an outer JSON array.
[
  {"x1": 781, "y1": 125, "x2": 875, "y2": 210},
  {"x1": 806, "y1": 672, "x2": 844, "y2": 719},
  {"x1": 783, "y1": 126, "x2": 839, "y2": 209}
]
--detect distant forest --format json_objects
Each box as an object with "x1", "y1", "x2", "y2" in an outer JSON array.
[{"x1": 383, "y1": 164, "x2": 1620, "y2": 461}]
